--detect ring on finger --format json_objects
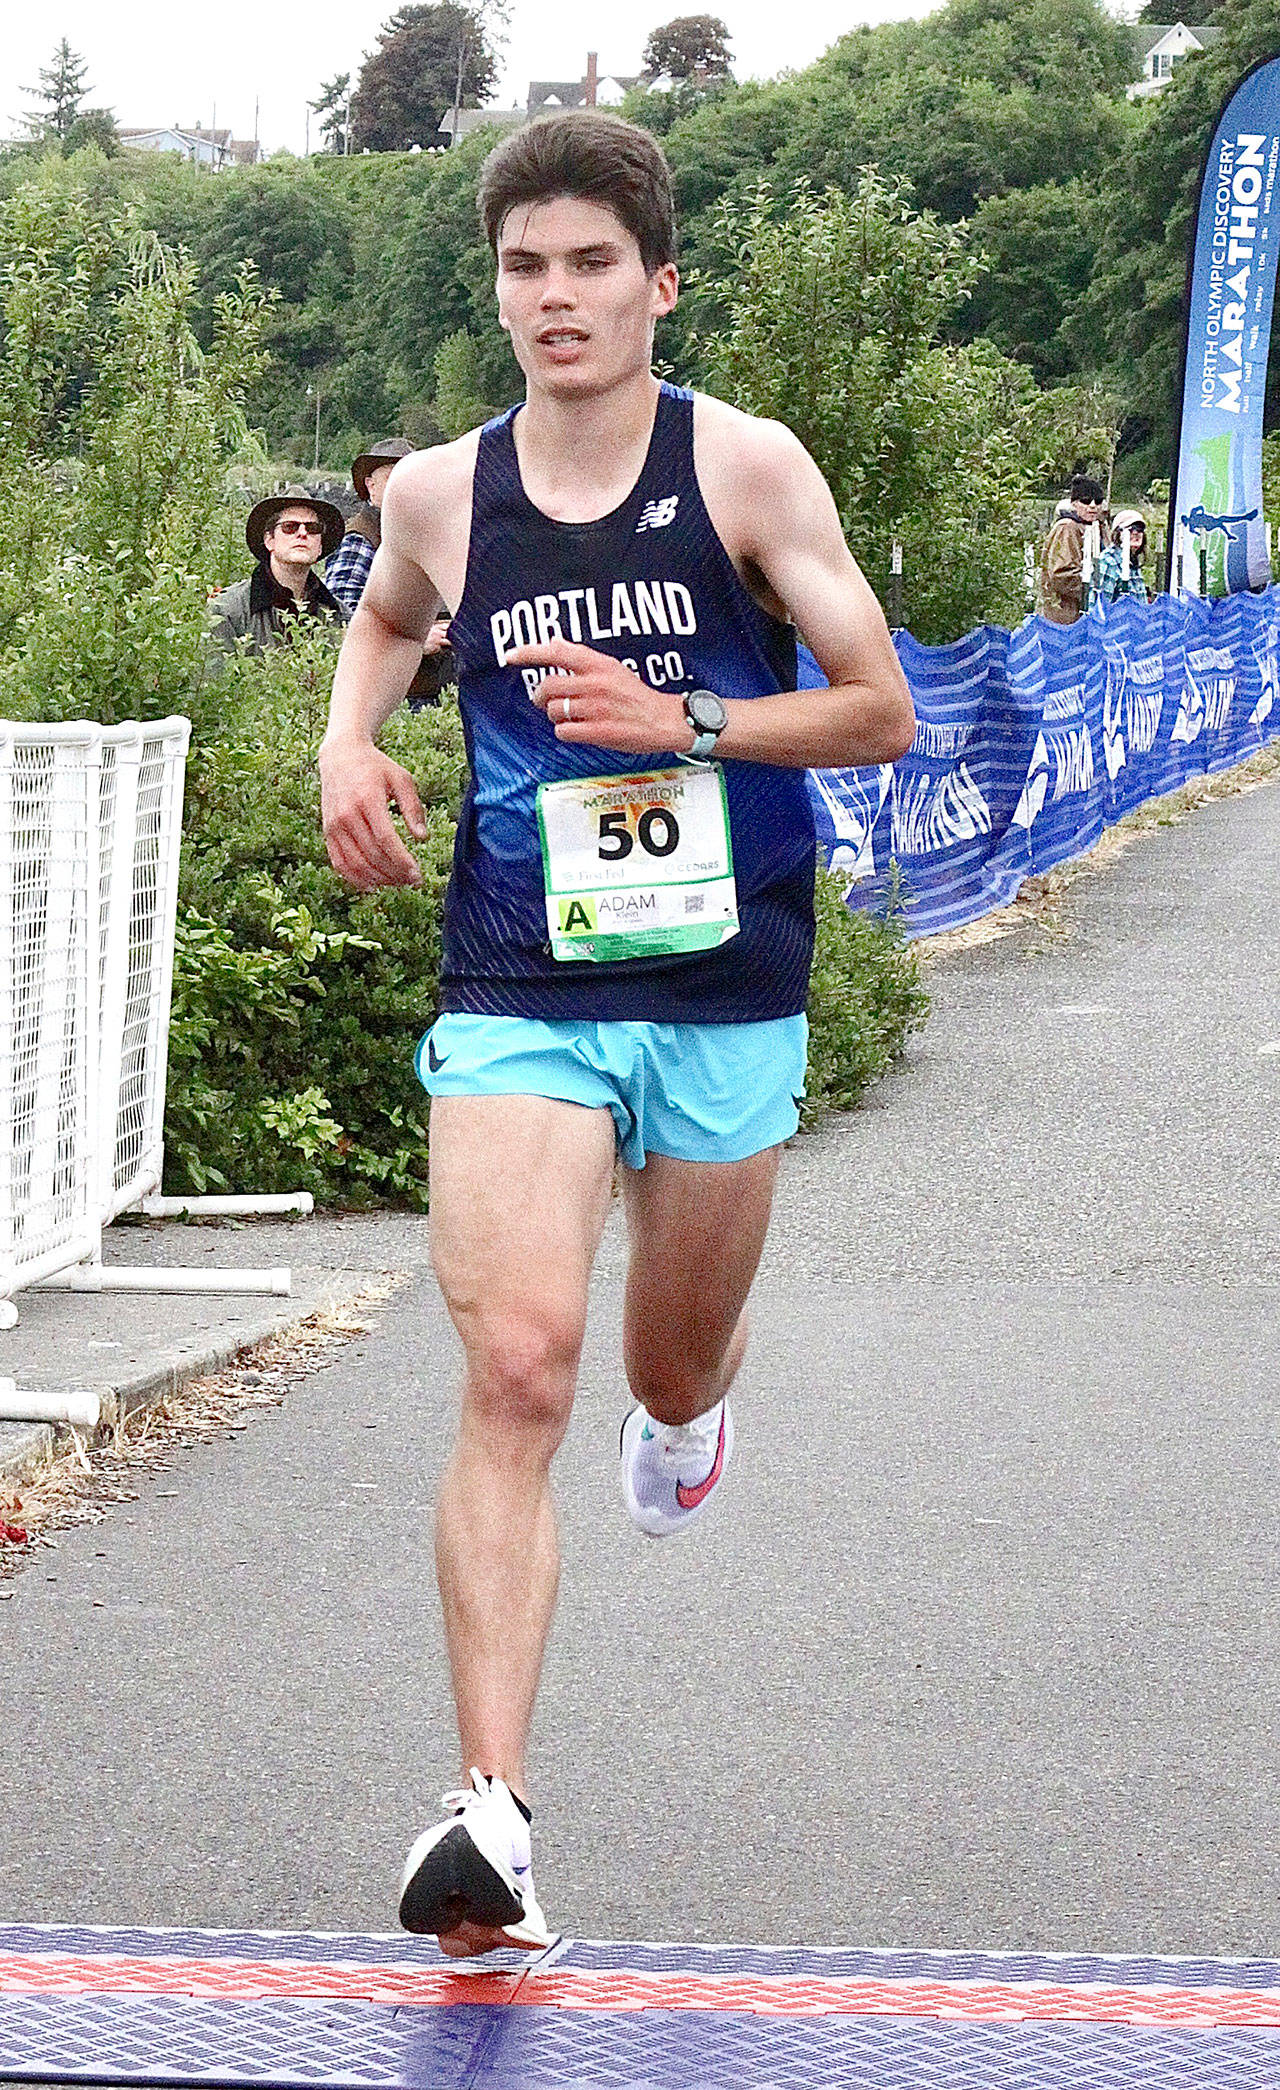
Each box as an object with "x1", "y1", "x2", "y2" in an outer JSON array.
[{"x1": 563, "y1": 695, "x2": 573, "y2": 722}]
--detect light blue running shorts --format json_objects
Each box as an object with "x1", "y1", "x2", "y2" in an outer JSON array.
[{"x1": 415, "y1": 1012, "x2": 808, "y2": 1170}]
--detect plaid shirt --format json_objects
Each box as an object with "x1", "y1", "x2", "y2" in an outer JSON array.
[
  {"x1": 324, "y1": 531, "x2": 376, "y2": 616},
  {"x1": 1093, "y1": 545, "x2": 1149, "y2": 606}
]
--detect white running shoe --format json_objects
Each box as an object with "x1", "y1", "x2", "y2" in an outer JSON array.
[
  {"x1": 398, "y1": 1769, "x2": 553, "y2": 1949},
  {"x1": 619, "y1": 1399, "x2": 735, "y2": 1537}
]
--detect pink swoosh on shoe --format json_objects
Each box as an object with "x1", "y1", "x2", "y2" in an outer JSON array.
[{"x1": 675, "y1": 1411, "x2": 726, "y2": 1511}]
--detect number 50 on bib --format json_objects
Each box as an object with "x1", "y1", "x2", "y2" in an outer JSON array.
[{"x1": 536, "y1": 765, "x2": 739, "y2": 963}]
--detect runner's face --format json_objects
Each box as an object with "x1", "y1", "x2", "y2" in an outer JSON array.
[{"x1": 495, "y1": 196, "x2": 677, "y2": 397}]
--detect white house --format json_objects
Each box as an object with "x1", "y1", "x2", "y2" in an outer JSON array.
[
  {"x1": 437, "y1": 107, "x2": 526, "y2": 143},
  {"x1": 117, "y1": 126, "x2": 258, "y2": 167},
  {"x1": 1128, "y1": 22, "x2": 1222, "y2": 100},
  {"x1": 527, "y1": 53, "x2": 643, "y2": 118}
]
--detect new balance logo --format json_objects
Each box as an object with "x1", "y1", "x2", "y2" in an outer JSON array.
[{"x1": 636, "y1": 495, "x2": 679, "y2": 532}]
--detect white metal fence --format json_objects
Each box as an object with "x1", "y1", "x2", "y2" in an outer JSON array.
[
  {"x1": 97, "y1": 720, "x2": 189, "y2": 1222},
  {"x1": 0, "y1": 726, "x2": 101, "y2": 1318},
  {"x1": 0, "y1": 718, "x2": 189, "y2": 1326},
  {"x1": 0, "y1": 715, "x2": 307, "y2": 1343}
]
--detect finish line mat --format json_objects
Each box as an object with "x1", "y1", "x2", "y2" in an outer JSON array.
[{"x1": 2, "y1": 1925, "x2": 1280, "y2": 2088}]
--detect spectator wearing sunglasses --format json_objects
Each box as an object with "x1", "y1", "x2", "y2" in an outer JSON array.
[{"x1": 209, "y1": 485, "x2": 349, "y2": 655}]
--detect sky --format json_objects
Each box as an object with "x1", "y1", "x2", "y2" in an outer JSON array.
[{"x1": 1, "y1": 0, "x2": 943, "y2": 157}]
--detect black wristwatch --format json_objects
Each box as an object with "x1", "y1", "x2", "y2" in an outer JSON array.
[{"x1": 683, "y1": 688, "x2": 728, "y2": 759}]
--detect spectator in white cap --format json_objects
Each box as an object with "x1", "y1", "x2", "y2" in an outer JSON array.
[{"x1": 1094, "y1": 510, "x2": 1151, "y2": 607}]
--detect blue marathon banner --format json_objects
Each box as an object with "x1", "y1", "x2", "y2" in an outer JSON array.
[
  {"x1": 805, "y1": 588, "x2": 1280, "y2": 939},
  {"x1": 1169, "y1": 58, "x2": 1280, "y2": 594}
]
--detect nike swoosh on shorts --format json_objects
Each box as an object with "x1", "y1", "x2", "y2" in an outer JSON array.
[{"x1": 427, "y1": 1039, "x2": 450, "y2": 1072}]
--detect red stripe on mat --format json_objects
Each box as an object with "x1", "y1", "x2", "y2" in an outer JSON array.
[{"x1": 4, "y1": 1954, "x2": 1280, "y2": 2026}]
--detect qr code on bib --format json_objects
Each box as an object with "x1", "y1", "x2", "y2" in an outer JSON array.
[{"x1": 684, "y1": 894, "x2": 705, "y2": 915}]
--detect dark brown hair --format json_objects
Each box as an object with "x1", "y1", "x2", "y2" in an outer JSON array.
[{"x1": 478, "y1": 112, "x2": 677, "y2": 275}]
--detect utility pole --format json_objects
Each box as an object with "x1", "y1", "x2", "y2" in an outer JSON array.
[
  {"x1": 253, "y1": 95, "x2": 260, "y2": 164},
  {"x1": 449, "y1": 26, "x2": 468, "y2": 145},
  {"x1": 344, "y1": 94, "x2": 351, "y2": 154},
  {"x1": 304, "y1": 104, "x2": 310, "y2": 155},
  {"x1": 889, "y1": 541, "x2": 903, "y2": 630}
]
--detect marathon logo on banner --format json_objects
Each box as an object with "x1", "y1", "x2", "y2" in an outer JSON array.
[
  {"x1": 805, "y1": 588, "x2": 1280, "y2": 939},
  {"x1": 1171, "y1": 59, "x2": 1280, "y2": 593}
]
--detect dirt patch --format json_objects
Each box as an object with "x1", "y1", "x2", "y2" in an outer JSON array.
[
  {"x1": 0, "y1": 1277, "x2": 401, "y2": 1587},
  {"x1": 917, "y1": 741, "x2": 1280, "y2": 963}
]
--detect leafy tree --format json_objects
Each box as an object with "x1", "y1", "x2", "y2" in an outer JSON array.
[
  {"x1": 1263, "y1": 432, "x2": 1280, "y2": 530},
  {"x1": 958, "y1": 180, "x2": 1102, "y2": 383},
  {"x1": 698, "y1": 174, "x2": 1107, "y2": 641},
  {"x1": 371, "y1": 132, "x2": 519, "y2": 408},
  {"x1": 64, "y1": 109, "x2": 120, "y2": 156},
  {"x1": 660, "y1": 0, "x2": 1136, "y2": 231},
  {"x1": 0, "y1": 0, "x2": 1167, "y2": 534},
  {"x1": 643, "y1": 14, "x2": 733, "y2": 80},
  {"x1": 24, "y1": 38, "x2": 91, "y2": 142},
  {"x1": 0, "y1": 159, "x2": 272, "y2": 714},
  {"x1": 1137, "y1": 0, "x2": 1222, "y2": 20},
  {"x1": 432, "y1": 328, "x2": 492, "y2": 434},
  {"x1": 189, "y1": 164, "x2": 361, "y2": 460},
  {"x1": 310, "y1": 73, "x2": 351, "y2": 155},
  {"x1": 198, "y1": 168, "x2": 347, "y2": 310},
  {"x1": 350, "y1": 3, "x2": 499, "y2": 153}
]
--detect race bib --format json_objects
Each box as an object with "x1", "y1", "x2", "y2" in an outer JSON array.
[{"x1": 536, "y1": 764, "x2": 739, "y2": 963}]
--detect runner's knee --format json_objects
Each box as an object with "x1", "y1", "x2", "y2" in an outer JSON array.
[{"x1": 463, "y1": 1314, "x2": 583, "y2": 1438}]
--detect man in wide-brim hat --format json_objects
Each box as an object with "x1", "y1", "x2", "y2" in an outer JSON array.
[
  {"x1": 326, "y1": 441, "x2": 414, "y2": 617},
  {"x1": 327, "y1": 439, "x2": 453, "y2": 704},
  {"x1": 209, "y1": 486, "x2": 349, "y2": 655}
]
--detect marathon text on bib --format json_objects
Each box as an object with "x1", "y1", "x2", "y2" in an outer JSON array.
[{"x1": 536, "y1": 765, "x2": 739, "y2": 963}]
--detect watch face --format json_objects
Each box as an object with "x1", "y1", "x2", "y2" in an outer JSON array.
[{"x1": 687, "y1": 690, "x2": 727, "y2": 733}]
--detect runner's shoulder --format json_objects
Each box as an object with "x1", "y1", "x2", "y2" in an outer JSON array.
[
  {"x1": 690, "y1": 390, "x2": 817, "y2": 557},
  {"x1": 381, "y1": 429, "x2": 482, "y2": 577},
  {"x1": 384, "y1": 429, "x2": 482, "y2": 515},
  {"x1": 691, "y1": 390, "x2": 814, "y2": 502}
]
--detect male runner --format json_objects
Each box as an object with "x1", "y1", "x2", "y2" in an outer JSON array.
[{"x1": 319, "y1": 111, "x2": 914, "y2": 1957}]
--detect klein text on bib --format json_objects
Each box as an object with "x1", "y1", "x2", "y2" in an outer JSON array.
[{"x1": 536, "y1": 765, "x2": 739, "y2": 963}]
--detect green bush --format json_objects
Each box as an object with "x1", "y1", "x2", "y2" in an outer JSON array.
[
  {"x1": 805, "y1": 869, "x2": 929, "y2": 1118},
  {"x1": 167, "y1": 633, "x2": 465, "y2": 1207}
]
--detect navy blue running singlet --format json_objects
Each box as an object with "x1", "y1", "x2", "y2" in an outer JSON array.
[{"x1": 441, "y1": 382, "x2": 816, "y2": 1023}]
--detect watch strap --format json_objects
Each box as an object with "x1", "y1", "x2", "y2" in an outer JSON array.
[{"x1": 683, "y1": 688, "x2": 727, "y2": 761}]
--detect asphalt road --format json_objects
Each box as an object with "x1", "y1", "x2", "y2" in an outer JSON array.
[{"x1": 2, "y1": 776, "x2": 1279, "y2": 1966}]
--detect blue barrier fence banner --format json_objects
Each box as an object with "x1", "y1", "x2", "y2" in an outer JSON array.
[
  {"x1": 1169, "y1": 57, "x2": 1280, "y2": 594},
  {"x1": 806, "y1": 588, "x2": 1280, "y2": 938}
]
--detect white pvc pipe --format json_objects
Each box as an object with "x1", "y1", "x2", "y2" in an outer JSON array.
[
  {"x1": 0, "y1": 1379, "x2": 100, "y2": 1429},
  {"x1": 35, "y1": 1266, "x2": 291, "y2": 1297},
  {"x1": 139, "y1": 1193, "x2": 315, "y2": 1218}
]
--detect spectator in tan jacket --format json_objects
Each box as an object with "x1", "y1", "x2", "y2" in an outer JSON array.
[{"x1": 1040, "y1": 475, "x2": 1108, "y2": 626}]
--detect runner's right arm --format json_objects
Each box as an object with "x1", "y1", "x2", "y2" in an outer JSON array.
[{"x1": 320, "y1": 466, "x2": 455, "y2": 890}]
